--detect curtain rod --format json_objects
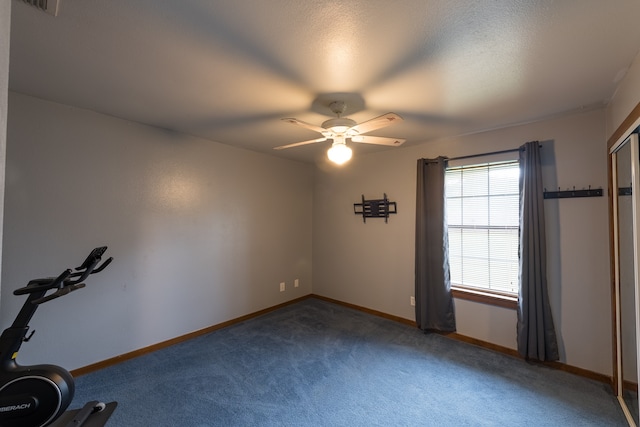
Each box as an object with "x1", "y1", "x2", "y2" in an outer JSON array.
[
  {"x1": 421, "y1": 141, "x2": 540, "y2": 163},
  {"x1": 447, "y1": 147, "x2": 522, "y2": 162}
]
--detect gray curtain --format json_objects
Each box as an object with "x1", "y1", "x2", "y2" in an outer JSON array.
[
  {"x1": 415, "y1": 157, "x2": 456, "y2": 332},
  {"x1": 517, "y1": 141, "x2": 559, "y2": 361}
]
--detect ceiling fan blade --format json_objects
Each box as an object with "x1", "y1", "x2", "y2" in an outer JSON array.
[
  {"x1": 273, "y1": 137, "x2": 328, "y2": 150},
  {"x1": 351, "y1": 135, "x2": 405, "y2": 146},
  {"x1": 349, "y1": 113, "x2": 403, "y2": 135},
  {"x1": 281, "y1": 118, "x2": 326, "y2": 134}
]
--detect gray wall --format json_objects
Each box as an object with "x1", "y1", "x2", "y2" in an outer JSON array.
[
  {"x1": 2, "y1": 92, "x2": 313, "y2": 370},
  {"x1": 2, "y1": 62, "x2": 630, "y2": 378},
  {"x1": 313, "y1": 108, "x2": 612, "y2": 375},
  {"x1": 0, "y1": 1, "x2": 10, "y2": 309},
  {"x1": 607, "y1": 50, "x2": 640, "y2": 139}
]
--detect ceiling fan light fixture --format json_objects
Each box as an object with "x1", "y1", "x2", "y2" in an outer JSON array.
[
  {"x1": 321, "y1": 117, "x2": 357, "y2": 134},
  {"x1": 275, "y1": 102, "x2": 404, "y2": 162},
  {"x1": 327, "y1": 140, "x2": 352, "y2": 165},
  {"x1": 331, "y1": 126, "x2": 350, "y2": 133}
]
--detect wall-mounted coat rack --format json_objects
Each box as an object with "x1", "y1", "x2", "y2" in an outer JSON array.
[
  {"x1": 353, "y1": 193, "x2": 397, "y2": 223},
  {"x1": 543, "y1": 186, "x2": 603, "y2": 199},
  {"x1": 619, "y1": 186, "x2": 632, "y2": 196}
]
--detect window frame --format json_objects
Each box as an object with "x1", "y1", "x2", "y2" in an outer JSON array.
[
  {"x1": 451, "y1": 286, "x2": 518, "y2": 309},
  {"x1": 445, "y1": 159, "x2": 520, "y2": 310}
]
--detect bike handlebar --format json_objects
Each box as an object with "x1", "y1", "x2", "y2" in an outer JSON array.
[
  {"x1": 32, "y1": 283, "x2": 86, "y2": 305},
  {"x1": 14, "y1": 269, "x2": 72, "y2": 295},
  {"x1": 76, "y1": 246, "x2": 108, "y2": 271},
  {"x1": 12, "y1": 247, "x2": 112, "y2": 302},
  {"x1": 91, "y1": 256, "x2": 113, "y2": 274}
]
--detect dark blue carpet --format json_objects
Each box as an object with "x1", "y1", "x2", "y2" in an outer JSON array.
[{"x1": 71, "y1": 298, "x2": 626, "y2": 426}]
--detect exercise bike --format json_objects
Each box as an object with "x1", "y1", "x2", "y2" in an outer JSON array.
[{"x1": 0, "y1": 246, "x2": 117, "y2": 427}]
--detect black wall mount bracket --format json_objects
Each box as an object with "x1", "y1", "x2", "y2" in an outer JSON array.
[{"x1": 353, "y1": 193, "x2": 397, "y2": 223}]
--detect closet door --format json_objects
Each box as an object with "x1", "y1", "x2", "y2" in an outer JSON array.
[{"x1": 613, "y1": 133, "x2": 640, "y2": 426}]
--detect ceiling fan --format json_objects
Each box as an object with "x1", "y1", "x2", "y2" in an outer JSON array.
[{"x1": 274, "y1": 101, "x2": 405, "y2": 164}]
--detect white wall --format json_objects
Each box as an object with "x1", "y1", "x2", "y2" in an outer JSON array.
[
  {"x1": 2, "y1": 92, "x2": 313, "y2": 370},
  {"x1": 313, "y1": 109, "x2": 612, "y2": 375}
]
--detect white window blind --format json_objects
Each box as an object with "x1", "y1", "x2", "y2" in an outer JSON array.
[{"x1": 445, "y1": 161, "x2": 520, "y2": 295}]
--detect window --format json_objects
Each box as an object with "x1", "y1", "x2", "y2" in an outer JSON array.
[{"x1": 445, "y1": 161, "x2": 520, "y2": 297}]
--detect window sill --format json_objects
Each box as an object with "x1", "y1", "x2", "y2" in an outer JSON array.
[{"x1": 451, "y1": 287, "x2": 518, "y2": 310}]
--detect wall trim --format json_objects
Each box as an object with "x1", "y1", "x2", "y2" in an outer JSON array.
[
  {"x1": 310, "y1": 294, "x2": 417, "y2": 327},
  {"x1": 71, "y1": 293, "x2": 612, "y2": 388},
  {"x1": 608, "y1": 101, "x2": 640, "y2": 151}
]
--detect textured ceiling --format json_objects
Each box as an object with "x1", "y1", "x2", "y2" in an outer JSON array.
[{"x1": 8, "y1": 0, "x2": 640, "y2": 163}]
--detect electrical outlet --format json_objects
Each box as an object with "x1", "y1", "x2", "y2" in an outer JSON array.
[
  {"x1": 410, "y1": 296, "x2": 415, "y2": 306},
  {"x1": 294, "y1": 279, "x2": 299, "y2": 288},
  {"x1": 280, "y1": 282, "x2": 285, "y2": 292}
]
